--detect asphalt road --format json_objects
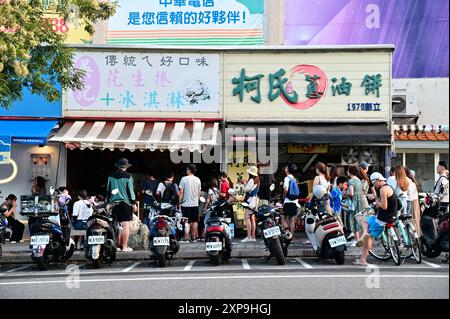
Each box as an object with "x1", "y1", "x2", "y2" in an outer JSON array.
[{"x1": 0, "y1": 256, "x2": 448, "y2": 299}]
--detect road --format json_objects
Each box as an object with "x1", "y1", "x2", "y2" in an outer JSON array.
[{"x1": 0, "y1": 256, "x2": 448, "y2": 299}]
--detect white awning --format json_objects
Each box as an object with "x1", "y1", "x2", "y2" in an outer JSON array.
[{"x1": 49, "y1": 121, "x2": 220, "y2": 152}]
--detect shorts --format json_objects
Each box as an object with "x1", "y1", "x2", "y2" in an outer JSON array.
[
  {"x1": 366, "y1": 215, "x2": 385, "y2": 239},
  {"x1": 73, "y1": 220, "x2": 87, "y2": 230},
  {"x1": 182, "y1": 206, "x2": 199, "y2": 223},
  {"x1": 283, "y1": 202, "x2": 298, "y2": 217},
  {"x1": 112, "y1": 201, "x2": 133, "y2": 223}
]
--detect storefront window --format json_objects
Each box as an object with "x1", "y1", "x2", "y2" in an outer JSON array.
[
  {"x1": 391, "y1": 152, "x2": 403, "y2": 168},
  {"x1": 405, "y1": 153, "x2": 435, "y2": 193},
  {"x1": 440, "y1": 153, "x2": 449, "y2": 165}
]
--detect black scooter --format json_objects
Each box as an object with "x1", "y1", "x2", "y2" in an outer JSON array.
[
  {"x1": 85, "y1": 202, "x2": 118, "y2": 268},
  {"x1": 204, "y1": 189, "x2": 236, "y2": 265},
  {"x1": 420, "y1": 194, "x2": 449, "y2": 261}
]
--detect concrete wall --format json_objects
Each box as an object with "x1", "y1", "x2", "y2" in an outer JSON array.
[{"x1": 0, "y1": 143, "x2": 67, "y2": 220}]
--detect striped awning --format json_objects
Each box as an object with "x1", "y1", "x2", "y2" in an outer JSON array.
[{"x1": 49, "y1": 121, "x2": 220, "y2": 152}]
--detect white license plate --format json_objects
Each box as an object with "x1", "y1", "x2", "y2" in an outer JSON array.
[
  {"x1": 88, "y1": 236, "x2": 105, "y2": 245},
  {"x1": 263, "y1": 226, "x2": 281, "y2": 239},
  {"x1": 206, "y1": 242, "x2": 222, "y2": 251},
  {"x1": 30, "y1": 235, "x2": 50, "y2": 245},
  {"x1": 329, "y1": 236, "x2": 346, "y2": 248},
  {"x1": 153, "y1": 237, "x2": 170, "y2": 246}
]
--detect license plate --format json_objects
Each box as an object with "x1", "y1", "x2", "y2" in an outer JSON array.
[
  {"x1": 329, "y1": 236, "x2": 346, "y2": 248},
  {"x1": 206, "y1": 242, "x2": 222, "y2": 251},
  {"x1": 263, "y1": 226, "x2": 281, "y2": 239},
  {"x1": 88, "y1": 236, "x2": 105, "y2": 245},
  {"x1": 153, "y1": 237, "x2": 170, "y2": 246},
  {"x1": 30, "y1": 235, "x2": 50, "y2": 245}
]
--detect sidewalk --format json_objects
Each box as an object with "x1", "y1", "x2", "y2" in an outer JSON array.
[{"x1": 0, "y1": 234, "x2": 361, "y2": 264}]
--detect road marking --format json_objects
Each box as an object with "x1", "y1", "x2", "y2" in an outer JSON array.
[
  {"x1": 121, "y1": 262, "x2": 141, "y2": 272},
  {"x1": 5, "y1": 265, "x2": 32, "y2": 273},
  {"x1": 422, "y1": 260, "x2": 442, "y2": 268},
  {"x1": 295, "y1": 258, "x2": 313, "y2": 269},
  {"x1": 0, "y1": 274, "x2": 447, "y2": 286},
  {"x1": 184, "y1": 261, "x2": 195, "y2": 271},
  {"x1": 242, "y1": 259, "x2": 251, "y2": 270}
]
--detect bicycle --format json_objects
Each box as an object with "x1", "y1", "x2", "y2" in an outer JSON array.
[{"x1": 394, "y1": 214, "x2": 422, "y2": 264}]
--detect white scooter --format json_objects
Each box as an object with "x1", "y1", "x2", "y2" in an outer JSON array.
[{"x1": 304, "y1": 185, "x2": 346, "y2": 265}]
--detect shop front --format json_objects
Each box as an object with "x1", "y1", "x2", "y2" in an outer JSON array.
[
  {"x1": 48, "y1": 48, "x2": 223, "y2": 205},
  {"x1": 223, "y1": 46, "x2": 393, "y2": 200}
]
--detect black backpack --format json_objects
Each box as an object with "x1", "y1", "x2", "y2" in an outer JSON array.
[{"x1": 162, "y1": 183, "x2": 179, "y2": 205}]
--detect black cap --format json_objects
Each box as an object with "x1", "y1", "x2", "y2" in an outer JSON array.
[
  {"x1": 115, "y1": 158, "x2": 132, "y2": 168},
  {"x1": 439, "y1": 161, "x2": 448, "y2": 170}
]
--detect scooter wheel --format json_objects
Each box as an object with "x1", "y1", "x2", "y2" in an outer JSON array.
[
  {"x1": 421, "y1": 240, "x2": 441, "y2": 258},
  {"x1": 335, "y1": 249, "x2": 345, "y2": 265},
  {"x1": 269, "y1": 238, "x2": 285, "y2": 265},
  {"x1": 35, "y1": 256, "x2": 49, "y2": 271},
  {"x1": 158, "y1": 254, "x2": 167, "y2": 267},
  {"x1": 211, "y1": 254, "x2": 221, "y2": 266}
]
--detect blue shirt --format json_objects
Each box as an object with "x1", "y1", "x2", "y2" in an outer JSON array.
[{"x1": 330, "y1": 188, "x2": 343, "y2": 215}]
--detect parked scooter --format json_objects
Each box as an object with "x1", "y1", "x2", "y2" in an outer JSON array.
[
  {"x1": 242, "y1": 191, "x2": 292, "y2": 265},
  {"x1": 420, "y1": 193, "x2": 449, "y2": 261},
  {"x1": 304, "y1": 185, "x2": 346, "y2": 265},
  {"x1": 0, "y1": 209, "x2": 12, "y2": 257},
  {"x1": 204, "y1": 189, "x2": 236, "y2": 265},
  {"x1": 85, "y1": 198, "x2": 118, "y2": 268},
  {"x1": 146, "y1": 190, "x2": 181, "y2": 267},
  {"x1": 22, "y1": 187, "x2": 75, "y2": 270}
]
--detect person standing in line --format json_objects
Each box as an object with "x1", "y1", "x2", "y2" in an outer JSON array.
[
  {"x1": 405, "y1": 167, "x2": 421, "y2": 235},
  {"x1": 330, "y1": 166, "x2": 340, "y2": 191},
  {"x1": 347, "y1": 165, "x2": 363, "y2": 243},
  {"x1": 258, "y1": 173, "x2": 276, "y2": 208},
  {"x1": 282, "y1": 164, "x2": 299, "y2": 240},
  {"x1": 218, "y1": 171, "x2": 232, "y2": 200},
  {"x1": 387, "y1": 166, "x2": 411, "y2": 217},
  {"x1": 141, "y1": 168, "x2": 159, "y2": 205},
  {"x1": 156, "y1": 172, "x2": 180, "y2": 205},
  {"x1": 1, "y1": 195, "x2": 25, "y2": 243},
  {"x1": 357, "y1": 162, "x2": 371, "y2": 212},
  {"x1": 330, "y1": 177, "x2": 349, "y2": 227},
  {"x1": 178, "y1": 164, "x2": 202, "y2": 243},
  {"x1": 106, "y1": 158, "x2": 137, "y2": 252},
  {"x1": 434, "y1": 161, "x2": 449, "y2": 213},
  {"x1": 72, "y1": 189, "x2": 93, "y2": 249},
  {"x1": 241, "y1": 166, "x2": 260, "y2": 243},
  {"x1": 313, "y1": 162, "x2": 331, "y2": 191}
]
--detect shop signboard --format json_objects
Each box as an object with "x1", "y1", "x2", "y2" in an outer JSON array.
[
  {"x1": 284, "y1": 0, "x2": 448, "y2": 78},
  {"x1": 107, "y1": 0, "x2": 264, "y2": 45},
  {"x1": 41, "y1": 0, "x2": 93, "y2": 44},
  {"x1": 224, "y1": 49, "x2": 392, "y2": 121},
  {"x1": 0, "y1": 136, "x2": 11, "y2": 165},
  {"x1": 287, "y1": 144, "x2": 328, "y2": 154},
  {"x1": 66, "y1": 50, "x2": 220, "y2": 117}
]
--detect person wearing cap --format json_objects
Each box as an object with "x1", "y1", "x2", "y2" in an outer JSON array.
[
  {"x1": 354, "y1": 172, "x2": 398, "y2": 266},
  {"x1": 241, "y1": 166, "x2": 260, "y2": 243},
  {"x1": 106, "y1": 158, "x2": 137, "y2": 252},
  {"x1": 434, "y1": 161, "x2": 449, "y2": 212}
]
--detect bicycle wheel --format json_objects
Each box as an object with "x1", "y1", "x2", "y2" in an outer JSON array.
[
  {"x1": 369, "y1": 232, "x2": 392, "y2": 261},
  {"x1": 407, "y1": 223, "x2": 422, "y2": 264},
  {"x1": 387, "y1": 229, "x2": 402, "y2": 266}
]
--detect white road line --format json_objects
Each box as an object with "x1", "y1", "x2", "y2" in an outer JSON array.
[
  {"x1": 242, "y1": 259, "x2": 251, "y2": 270},
  {"x1": 5, "y1": 265, "x2": 32, "y2": 273},
  {"x1": 295, "y1": 258, "x2": 313, "y2": 269},
  {"x1": 0, "y1": 274, "x2": 447, "y2": 286},
  {"x1": 184, "y1": 261, "x2": 195, "y2": 271},
  {"x1": 121, "y1": 262, "x2": 141, "y2": 272},
  {"x1": 422, "y1": 260, "x2": 442, "y2": 268}
]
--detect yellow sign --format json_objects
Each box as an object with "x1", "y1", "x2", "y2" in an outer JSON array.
[
  {"x1": 287, "y1": 144, "x2": 328, "y2": 154},
  {"x1": 44, "y1": 13, "x2": 92, "y2": 44}
]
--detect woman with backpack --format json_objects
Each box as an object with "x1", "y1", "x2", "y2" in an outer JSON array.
[
  {"x1": 72, "y1": 189, "x2": 93, "y2": 249},
  {"x1": 282, "y1": 163, "x2": 300, "y2": 240},
  {"x1": 156, "y1": 172, "x2": 180, "y2": 205},
  {"x1": 241, "y1": 166, "x2": 260, "y2": 243}
]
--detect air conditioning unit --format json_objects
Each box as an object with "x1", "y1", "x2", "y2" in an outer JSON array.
[
  {"x1": 392, "y1": 80, "x2": 418, "y2": 116},
  {"x1": 341, "y1": 147, "x2": 360, "y2": 166}
]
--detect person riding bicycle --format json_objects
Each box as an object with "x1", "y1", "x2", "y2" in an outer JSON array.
[{"x1": 354, "y1": 172, "x2": 398, "y2": 266}]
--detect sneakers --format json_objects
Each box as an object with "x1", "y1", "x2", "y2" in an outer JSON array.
[
  {"x1": 250, "y1": 238, "x2": 256, "y2": 242},
  {"x1": 191, "y1": 239, "x2": 198, "y2": 243},
  {"x1": 122, "y1": 247, "x2": 133, "y2": 252},
  {"x1": 241, "y1": 237, "x2": 251, "y2": 243},
  {"x1": 180, "y1": 240, "x2": 190, "y2": 244},
  {"x1": 116, "y1": 247, "x2": 122, "y2": 252},
  {"x1": 9, "y1": 241, "x2": 17, "y2": 244},
  {"x1": 347, "y1": 233, "x2": 355, "y2": 240}
]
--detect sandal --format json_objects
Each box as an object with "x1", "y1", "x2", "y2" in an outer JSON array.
[{"x1": 352, "y1": 259, "x2": 368, "y2": 266}]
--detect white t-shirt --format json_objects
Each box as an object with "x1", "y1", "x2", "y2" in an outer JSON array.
[
  {"x1": 407, "y1": 181, "x2": 419, "y2": 201},
  {"x1": 315, "y1": 175, "x2": 331, "y2": 191},
  {"x1": 72, "y1": 200, "x2": 93, "y2": 221},
  {"x1": 387, "y1": 176, "x2": 410, "y2": 198},
  {"x1": 284, "y1": 174, "x2": 299, "y2": 204},
  {"x1": 179, "y1": 175, "x2": 201, "y2": 207},
  {"x1": 434, "y1": 174, "x2": 449, "y2": 203}
]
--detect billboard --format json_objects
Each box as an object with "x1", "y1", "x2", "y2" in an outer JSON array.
[
  {"x1": 107, "y1": 0, "x2": 264, "y2": 45},
  {"x1": 285, "y1": 0, "x2": 449, "y2": 78}
]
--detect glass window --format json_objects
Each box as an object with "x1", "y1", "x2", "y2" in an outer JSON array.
[
  {"x1": 440, "y1": 153, "x2": 449, "y2": 165},
  {"x1": 405, "y1": 153, "x2": 435, "y2": 193},
  {"x1": 391, "y1": 152, "x2": 403, "y2": 168}
]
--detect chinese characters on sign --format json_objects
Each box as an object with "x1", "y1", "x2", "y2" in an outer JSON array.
[
  {"x1": 68, "y1": 52, "x2": 220, "y2": 112},
  {"x1": 232, "y1": 66, "x2": 383, "y2": 112}
]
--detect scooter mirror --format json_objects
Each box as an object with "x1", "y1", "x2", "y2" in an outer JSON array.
[
  {"x1": 199, "y1": 197, "x2": 206, "y2": 203},
  {"x1": 228, "y1": 188, "x2": 236, "y2": 196},
  {"x1": 269, "y1": 183, "x2": 275, "y2": 192},
  {"x1": 49, "y1": 186, "x2": 55, "y2": 196},
  {"x1": 111, "y1": 188, "x2": 119, "y2": 195},
  {"x1": 241, "y1": 202, "x2": 249, "y2": 207},
  {"x1": 276, "y1": 203, "x2": 283, "y2": 208}
]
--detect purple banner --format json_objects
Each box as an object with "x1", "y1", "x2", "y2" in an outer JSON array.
[{"x1": 285, "y1": 0, "x2": 449, "y2": 78}]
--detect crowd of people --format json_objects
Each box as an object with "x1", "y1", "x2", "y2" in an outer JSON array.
[{"x1": 1, "y1": 157, "x2": 448, "y2": 259}]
